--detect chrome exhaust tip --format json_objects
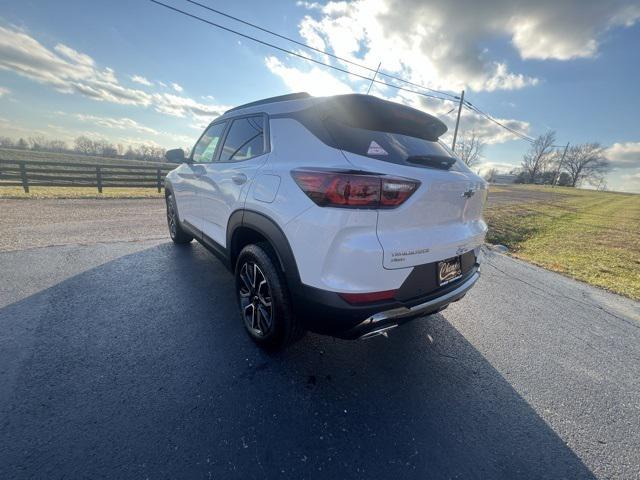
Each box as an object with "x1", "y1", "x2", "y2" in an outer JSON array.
[{"x1": 359, "y1": 324, "x2": 397, "y2": 340}]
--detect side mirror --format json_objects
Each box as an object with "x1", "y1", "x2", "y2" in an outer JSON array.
[{"x1": 166, "y1": 148, "x2": 187, "y2": 164}]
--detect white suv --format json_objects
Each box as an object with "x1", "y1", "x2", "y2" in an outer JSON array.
[{"x1": 164, "y1": 93, "x2": 487, "y2": 349}]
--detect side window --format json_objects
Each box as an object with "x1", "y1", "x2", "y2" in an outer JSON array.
[
  {"x1": 192, "y1": 122, "x2": 226, "y2": 163},
  {"x1": 219, "y1": 116, "x2": 265, "y2": 162}
]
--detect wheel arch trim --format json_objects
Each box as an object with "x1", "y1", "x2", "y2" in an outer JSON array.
[{"x1": 227, "y1": 210, "x2": 301, "y2": 285}]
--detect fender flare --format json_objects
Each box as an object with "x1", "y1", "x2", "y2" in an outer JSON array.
[{"x1": 227, "y1": 210, "x2": 301, "y2": 287}]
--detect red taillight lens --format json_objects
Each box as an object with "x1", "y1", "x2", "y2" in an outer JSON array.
[
  {"x1": 380, "y1": 177, "x2": 418, "y2": 207},
  {"x1": 339, "y1": 289, "x2": 398, "y2": 305},
  {"x1": 291, "y1": 169, "x2": 418, "y2": 209}
]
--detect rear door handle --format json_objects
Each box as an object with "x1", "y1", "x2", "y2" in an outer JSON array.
[{"x1": 232, "y1": 173, "x2": 248, "y2": 185}]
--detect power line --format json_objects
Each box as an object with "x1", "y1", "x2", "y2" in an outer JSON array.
[
  {"x1": 465, "y1": 101, "x2": 568, "y2": 147},
  {"x1": 464, "y1": 100, "x2": 536, "y2": 143},
  {"x1": 182, "y1": 0, "x2": 459, "y2": 100},
  {"x1": 149, "y1": 0, "x2": 457, "y2": 103},
  {"x1": 151, "y1": 0, "x2": 569, "y2": 148}
]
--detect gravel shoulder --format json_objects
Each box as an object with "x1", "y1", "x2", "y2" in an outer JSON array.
[{"x1": 0, "y1": 198, "x2": 166, "y2": 252}]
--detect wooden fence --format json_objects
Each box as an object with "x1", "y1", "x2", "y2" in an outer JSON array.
[{"x1": 0, "y1": 159, "x2": 175, "y2": 193}]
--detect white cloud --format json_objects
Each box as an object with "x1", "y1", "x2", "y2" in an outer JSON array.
[
  {"x1": 150, "y1": 92, "x2": 230, "y2": 120},
  {"x1": 265, "y1": 56, "x2": 353, "y2": 96},
  {"x1": 617, "y1": 169, "x2": 640, "y2": 193},
  {"x1": 622, "y1": 171, "x2": 640, "y2": 181},
  {"x1": 71, "y1": 113, "x2": 159, "y2": 135},
  {"x1": 53, "y1": 43, "x2": 95, "y2": 67},
  {"x1": 293, "y1": 0, "x2": 639, "y2": 93},
  {"x1": 509, "y1": 3, "x2": 640, "y2": 60},
  {"x1": 0, "y1": 25, "x2": 229, "y2": 126},
  {"x1": 605, "y1": 142, "x2": 640, "y2": 169},
  {"x1": 130, "y1": 74, "x2": 152, "y2": 86},
  {"x1": 171, "y1": 82, "x2": 183, "y2": 92},
  {"x1": 0, "y1": 25, "x2": 152, "y2": 106},
  {"x1": 0, "y1": 86, "x2": 9, "y2": 97},
  {"x1": 296, "y1": 1, "x2": 323, "y2": 9}
]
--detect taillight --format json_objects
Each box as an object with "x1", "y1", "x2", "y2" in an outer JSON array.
[{"x1": 291, "y1": 169, "x2": 419, "y2": 209}]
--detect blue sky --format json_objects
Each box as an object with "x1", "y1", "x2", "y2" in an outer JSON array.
[{"x1": 0, "y1": 0, "x2": 639, "y2": 192}]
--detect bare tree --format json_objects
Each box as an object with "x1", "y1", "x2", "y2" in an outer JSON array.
[
  {"x1": 27, "y1": 136, "x2": 48, "y2": 151},
  {"x1": 564, "y1": 143, "x2": 610, "y2": 187},
  {"x1": 48, "y1": 140, "x2": 68, "y2": 152},
  {"x1": 521, "y1": 131, "x2": 556, "y2": 183},
  {"x1": 74, "y1": 136, "x2": 95, "y2": 155},
  {"x1": 456, "y1": 130, "x2": 485, "y2": 168},
  {"x1": 0, "y1": 136, "x2": 16, "y2": 148}
]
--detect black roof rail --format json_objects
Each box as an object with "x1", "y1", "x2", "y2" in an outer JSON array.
[{"x1": 225, "y1": 92, "x2": 311, "y2": 114}]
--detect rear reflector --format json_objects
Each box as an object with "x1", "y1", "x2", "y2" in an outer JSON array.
[
  {"x1": 339, "y1": 289, "x2": 397, "y2": 305},
  {"x1": 291, "y1": 169, "x2": 418, "y2": 209}
]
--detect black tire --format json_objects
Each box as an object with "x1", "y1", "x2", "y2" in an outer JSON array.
[
  {"x1": 235, "y1": 243, "x2": 305, "y2": 350},
  {"x1": 166, "y1": 192, "x2": 193, "y2": 244}
]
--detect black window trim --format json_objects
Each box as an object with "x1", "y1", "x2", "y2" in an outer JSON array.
[{"x1": 191, "y1": 112, "x2": 270, "y2": 165}]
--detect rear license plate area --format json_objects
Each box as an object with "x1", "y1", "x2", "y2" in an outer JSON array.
[{"x1": 438, "y1": 257, "x2": 462, "y2": 286}]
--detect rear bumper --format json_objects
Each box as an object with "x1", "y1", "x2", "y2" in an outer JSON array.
[
  {"x1": 291, "y1": 265, "x2": 480, "y2": 339},
  {"x1": 344, "y1": 271, "x2": 479, "y2": 339}
]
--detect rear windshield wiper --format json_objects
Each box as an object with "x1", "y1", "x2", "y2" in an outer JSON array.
[{"x1": 406, "y1": 155, "x2": 456, "y2": 170}]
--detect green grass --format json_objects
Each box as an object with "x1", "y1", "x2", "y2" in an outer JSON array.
[
  {"x1": 486, "y1": 186, "x2": 640, "y2": 300},
  {"x1": 0, "y1": 148, "x2": 169, "y2": 167}
]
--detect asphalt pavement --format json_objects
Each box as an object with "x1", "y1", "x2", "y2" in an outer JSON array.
[
  {"x1": 0, "y1": 232, "x2": 640, "y2": 479},
  {"x1": 1, "y1": 230, "x2": 639, "y2": 478}
]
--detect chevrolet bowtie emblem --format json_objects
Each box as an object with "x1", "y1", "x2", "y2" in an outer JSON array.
[{"x1": 462, "y1": 189, "x2": 476, "y2": 199}]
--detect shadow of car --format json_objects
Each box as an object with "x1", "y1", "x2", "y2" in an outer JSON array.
[{"x1": 0, "y1": 242, "x2": 595, "y2": 479}]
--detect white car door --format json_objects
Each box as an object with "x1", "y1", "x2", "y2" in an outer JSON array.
[
  {"x1": 171, "y1": 162, "x2": 202, "y2": 230},
  {"x1": 184, "y1": 121, "x2": 227, "y2": 232},
  {"x1": 198, "y1": 114, "x2": 269, "y2": 248}
]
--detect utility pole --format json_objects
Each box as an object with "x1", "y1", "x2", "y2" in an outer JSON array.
[
  {"x1": 366, "y1": 62, "x2": 382, "y2": 95},
  {"x1": 451, "y1": 90, "x2": 465, "y2": 152},
  {"x1": 553, "y1": 142, "x2": 570, "y2": 186}
]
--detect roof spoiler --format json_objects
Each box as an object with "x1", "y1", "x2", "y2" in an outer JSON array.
[
  {"x1": 225, "y1": 92, "x2": 311, "y2": 114},
  {"x1": 318, "y1": 94, "x2": 448, "y2": 141}
]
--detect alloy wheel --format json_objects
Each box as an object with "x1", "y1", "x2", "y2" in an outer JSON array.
[{"x1": 238, "y1": 261, "x2": 273, "y2": 337}]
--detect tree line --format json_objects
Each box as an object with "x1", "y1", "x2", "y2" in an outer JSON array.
[
  {"x1": 517, "y1": 131, "x2": 610, "y2": 188},
  {"x1": 456, "y1": 130, "x2": 611, "y2": 189},
  {"x1": 0, "y1": 135, "x2": 172, "y2": 162}
]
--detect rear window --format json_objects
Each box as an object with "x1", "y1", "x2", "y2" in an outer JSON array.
[
  {"x1": 324, "y1": 119, "x2": 466, "y2": 171},
  {"x1": 324, "y1": 119, "x2": 469, "y2": 171},
  {"x1": 284, "y1": 94, "x2": 465, "y2": 171}
]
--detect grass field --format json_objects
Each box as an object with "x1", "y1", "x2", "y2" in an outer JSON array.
[
  {"x1": 0, "y1": 148, "x2": 169, "y2": 167},
  {"x1": 485, "y1": 185, "x2": 640, "y2": 300},
  {"x1": 0, "y1": 186, "x2": 163, "y2": 199}
]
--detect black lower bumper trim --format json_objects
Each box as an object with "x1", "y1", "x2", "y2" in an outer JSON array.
[
  {"x1": 343, "y1": 271, "x2": 479, "y2": 339},
  {"x1": 291, "y1": 266, "x2": 479, "y2": 339}
]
